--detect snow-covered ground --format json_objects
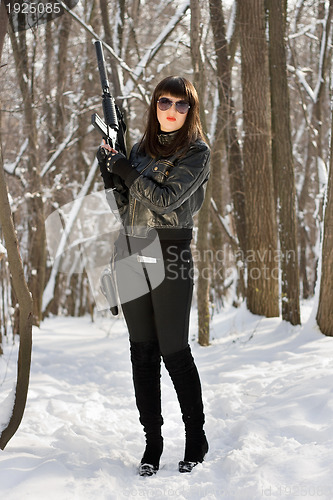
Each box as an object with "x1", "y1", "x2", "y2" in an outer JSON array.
[{"x1": 1, "y1": 300, "x2": 333, "y2": 500}]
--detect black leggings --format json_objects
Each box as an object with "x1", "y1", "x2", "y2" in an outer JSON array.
[{"x1": 115, "y1": 240, "x2": 194, "y2": 356}]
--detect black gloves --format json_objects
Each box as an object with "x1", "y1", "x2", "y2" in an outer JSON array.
[
  {"x1": 96, "y1": 145, "x2": 108, "y2": 165},
  {"x1": 96, "y1": 146, "x2": 139, "y2": 189},
  {"x1": 96, "y1": 146, "x2": 114, "y2": 189}
]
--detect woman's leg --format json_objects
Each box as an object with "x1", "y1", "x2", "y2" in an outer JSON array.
[
  {"x1": 117, "y1": 262, "x2": 164, "y2": 476},
  {"x1": 129, "y1": 339, "x2": 163, "y2": 475},
  {"x1": 149, "y1": 247, "x2": 208, "y2": 471},
  {"x1": 163, "y1": 346, "x2": 208, "y2": 472},
  {"x1": 149, "y1": 246, "x2": 194, "y2": 356}
]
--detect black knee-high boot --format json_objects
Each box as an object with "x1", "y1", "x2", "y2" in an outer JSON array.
[
  {"x1": 130, "y1": 341, "x2": 164, "y2": 476},
  {"x1": 163, "y1": 345, "x2": 208, "y2": 473}
]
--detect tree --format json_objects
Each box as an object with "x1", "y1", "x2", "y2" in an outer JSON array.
[
  {"x1": 208, "y1": 0, "x2": 246, "y2": 306},
  {"x1": 316, "y1": 116, "x2": 333, "y2": 336},
  {"x1": 209, "y1": 0, "x2": 246, "y2": 255},
  {"x1": 190, "y1": 0, "x2": 211, "y2": 346},
  {"x1": 268, "y1": 0, "x2": 300, "y2": 325},
  {"x1": 238, "y1": 0, "x2": 280, "y2": 317},
  {"x1": 0, "y1": 3, "x2": 33, "y2": 450},
  {"x1": 8, "y1": 23, "x2": 46, "y2": 326},
  {"x1": 289, "y1": 0, "x2": 333, "y2": 299}
]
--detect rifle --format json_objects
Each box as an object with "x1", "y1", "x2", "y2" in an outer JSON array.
[
  {"x1": 92, "y1": 40, "x2": 125, "y2": 316},
  {"x1": 91, "y1": 40, "x2": 126, "y2": 155}
]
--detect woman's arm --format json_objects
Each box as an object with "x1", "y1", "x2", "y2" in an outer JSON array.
[{"x1": 129, "y1": 142, "x2": 210, "y2": 215}]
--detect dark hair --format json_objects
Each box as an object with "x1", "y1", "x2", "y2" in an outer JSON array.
[{"x1": 139, "y1": 76, "x2": 206, "y2": 158}]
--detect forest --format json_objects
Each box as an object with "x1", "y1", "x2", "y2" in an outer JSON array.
[{"x1": 0, "y1": 0, "x2": 333, "y2": 353}]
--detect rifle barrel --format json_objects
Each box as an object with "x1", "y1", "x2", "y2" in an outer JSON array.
[{"x1": 95, "y1": 40, "x2": 109, "y2": 93}]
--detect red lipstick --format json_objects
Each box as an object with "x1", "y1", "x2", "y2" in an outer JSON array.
[{"x1": 167, "y1": 117, "x2": 176, "y2": 121}]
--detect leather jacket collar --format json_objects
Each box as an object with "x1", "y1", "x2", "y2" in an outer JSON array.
[{"x1": 157, "y1": 130, "x2": 179, "y2": 145}]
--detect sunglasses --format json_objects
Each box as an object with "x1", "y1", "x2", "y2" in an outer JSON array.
[{"x1": 157, "y1": 97, "x2": 190, "y2": 114}]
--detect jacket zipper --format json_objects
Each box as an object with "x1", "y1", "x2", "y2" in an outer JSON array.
[
  {"x1": 131, "y1": 199, "x2": 137, "y2": 234},
  {"x1": 130, "y1": 159, "x2": 154, "y2": 234}
]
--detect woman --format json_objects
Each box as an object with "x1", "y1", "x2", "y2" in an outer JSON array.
[{"x1": 97, "y1": 76, "x2": 210, "y2": 476}]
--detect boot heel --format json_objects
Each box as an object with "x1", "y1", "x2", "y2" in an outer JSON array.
[
  {"x1": 138, "y1": 463, "x2": 158, "y2": 476},
  {"x1": 179, "y1": 460, "x2": 198, "y2": 473},
  {"x1": 179, "y1": 435, "x2": 208, "y2": 473}
]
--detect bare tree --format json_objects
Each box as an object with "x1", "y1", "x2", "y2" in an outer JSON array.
[
  {"x1": 190, "y1": 0, "x2": 211, "y2": 346},
  {"x1": 238, "y1": 0, "x2": 280, "y2": 317},
  {"x1": 268, "y1": 0, "x2": 300, "y2": 325},
  {"x1": 316, "y1": 114, "x2": 333, "y2": 336},
  {"x1": 8, "y1": 24, "x2": 46, "y2": 326},
  {"x1": 208, "y1": 0, "x2": 246, "y2": 305},
  {"x1": 209, "y1": 0, "x2": 246, "y2": 254},
  {"x1": 289, "y1": 0, "x2": 333, "y2": 298},
  {"x1": 0, "y1": 4, "x2": 33, "y2": 449}
]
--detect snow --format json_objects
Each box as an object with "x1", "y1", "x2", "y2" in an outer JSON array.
[
  {"x1": 3, "y1": 138, "x2": 28, "y2": 175},
  {"x1": 1, "y1": 300, "x2": 333, "y2": 499},
  {"x1": 0, "y1": 242, "x2": 6, "y2": 255}
]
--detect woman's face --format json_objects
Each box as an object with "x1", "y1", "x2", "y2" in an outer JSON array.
[{"x1": 156, "y1": 93, "x2": 189, "y2": 132}]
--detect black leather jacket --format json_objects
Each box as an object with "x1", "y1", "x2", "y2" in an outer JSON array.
[{"x1": 106, "y1": 138, "x2": 210, "y2": 239}]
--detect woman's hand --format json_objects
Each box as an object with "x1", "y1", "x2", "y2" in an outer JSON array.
[
  {"x1": 96, "y1": 140, "x2": 118, "y2": 165},
  {"x1": 96, "y1": 140, "x2": 139, "y2": 188},
  {"x1": 101, "y1": 139, "x2": 118, "y2": 155},
  {"x1": 96, "y1": 140, "x2": 118, "y2": 189}
]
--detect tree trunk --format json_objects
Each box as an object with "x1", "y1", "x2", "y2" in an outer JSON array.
[
  {"x1": 208, "y1": 0, "x2": 247, "y2": 306},
  {"x1": 268, "y1": 0, "x2": 301, "y2": 325},
  {"x1": 0, "y1": 161, "x2": 33, "y2": 449},
  {"x1": 100, "y1": 0, "x2": 122, "y2": 100},
  {"x1": 238, "y1": 0, "x2": 280, "y2": 317},
  {"x1": 197, "y1": 181, "x2": 212, "y2": 346},
  {"x1": 0, "y1": 8, "x2": 33, "y2": 449},
  {"x1": 0, "y1": 1, "x2": 8, "y2": 56},
  {"x1": 190, "y1": 0, "x2": 207, "y2": 130},
  {"x1": 54, "y1": 13, "x2": 72, "y2": 144},
  {"x1": 316, "y1": 117, "x2": 333, "y2": 336},
  {"x1": 8, "y1": 24, "x2": 46, "y2": 326},
  {"x1": 291, "y1": 0, "x2": 333, "y2": 299},
  {"x1": 209, "y1": 0, "x2": 246, "y2": 256},
  {"x1": 190, "y1": 0, "x2": 211, "y2": 345},
  {"x1": 209, "y1": 122, "x2": 225, "y2": 307}
]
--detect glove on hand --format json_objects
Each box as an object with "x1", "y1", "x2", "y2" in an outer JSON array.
[
  {"x1": 96, "y1": 145, "x2": 108, "y2": 165},
  {"x1": 96, "y1": 146, "x2": 139, "y2": 189},
  {"x1": 105, "y1": 151, "x2": 127, "y2": 173},
  {"x1": 96, "y1": 146, "x2": 114, "y2": 189}
]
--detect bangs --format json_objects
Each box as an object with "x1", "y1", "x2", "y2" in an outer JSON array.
[{"x1": 155, "y1": 77, "x2": 189, "y2": 101}]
